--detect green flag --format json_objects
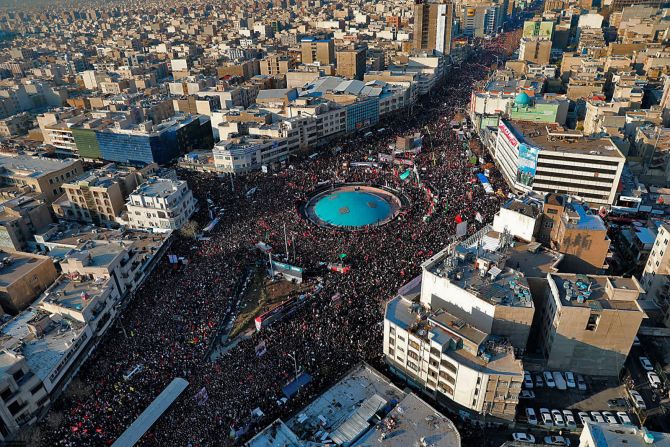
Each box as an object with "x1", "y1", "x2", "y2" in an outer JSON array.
[{"x1": 339, "y1": 253, "x2": 347, "y2": 259}]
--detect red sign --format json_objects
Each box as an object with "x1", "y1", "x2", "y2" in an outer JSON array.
[{"x1": 498, "y1": 122, "x2": 519, "y2": 148}]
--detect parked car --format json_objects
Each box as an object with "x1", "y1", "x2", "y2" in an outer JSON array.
[
  {"x1": 563, "y1": 410, "x2": 577, "y2": 428},
  {"x1": 591, "y1": 412, "x2": 606, "y2": 423},
  {"x1": 553, "y1": 371, "x2": 567, "y2": 390},
  {"x1": 608, "y1": 398, "x2": 627, "y2": 408},
  {"x1": 535, "y1": 374, "x2": 544, "y2": 388},
  {"x1": 633, "y1": 336, "x2": 641, "y2": 347},
  {"x1": 526, "y1": 407, "x2": 538, "y2": 425},
  {"x1": 629, "y1": 389, "x2": 647, "y2": 410},
  {"x1": 524, "y1": 371, "x2": 534, "y2": 389},
  {"x1": 544, "y1": 371, "x2": 557, "y2": 388},
  {"x1": 540, "y1": 408, "x2": 553, "y2": 426},
  {"x1": 639, "y1": 357, "x2": 654, "y2": 371},
  {"x1": 602, "y1": 411, "x2": 619, "y2": 425},
  {"x1": 544, "y1": 435, "x2": 571, "y2": 446},
  {"x1": 552, "y1": 409, "x2": 566, "y2": 427},
  {"x1": 565, "y1": 372, "x2": 576, "y2": 388},
  {"x1": 617, "y1": 412, "x2": 633, "y2": 425},
  {"x1": 576, "y1": 374, "x2": 587, "y2": 391},
  {"x1": 512, "y1": 433, "x2": 536, "y2": 444},
  {"x1": 648, "y1": 371, "x2": 662, "y2": 388},
  {"x1": 577, "y1": 411, "x2": 592, "y2": 426},
  {"x1": 520, "y1": 390, "x2": 536, "y2": 399}
]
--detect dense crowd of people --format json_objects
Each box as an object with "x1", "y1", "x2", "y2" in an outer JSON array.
[{"x1": 38, "y1": 36, "x2": 515, "y2": 447}]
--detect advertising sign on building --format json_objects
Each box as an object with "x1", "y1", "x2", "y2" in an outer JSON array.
[
  {"x1": 498, "y1": 121, "x2": 519, "y2": 149},
  {"x1": 517, "y1": 143, "x2": 540, "y2": 187}
]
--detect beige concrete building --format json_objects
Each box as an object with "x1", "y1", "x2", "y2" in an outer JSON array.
[
  {"x1": 260, "y1": 55, "x2": 295, "y2": 76},
  {"x1": 0, "y1": 155, "x2": 83, "y2": 203},
  {"x1": 413, "y1": 0, "x2": 454, "y2": 55},
  {"x1": 0, "y1": 195, "x2": 53, "y2": 252},
  {"x1": 54, "y1": 164, "x2": 152, "y2": 225},
  {"x1": 519, "y1": 38, "x2": 552, "y2": 65},
  {"x1": 0, "y1": 113, "x2": 32, "y2": 138},
  {"x1": 537, "y1": 273, "x2": 645, "y2": 376},
  {"x1": 336, "y1": 48, "x2": 367, "y2": 80},
  {"x1": 0, "y1": 251, "x2": 57, "y2": 314},
  {"x1": 538, "y1": 195, "x2": 612, "y2": 274},
  {"x1": 300, "y1": 38, "x2": 335, "y2": 65}
]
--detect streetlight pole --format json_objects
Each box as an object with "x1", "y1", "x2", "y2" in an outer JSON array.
[{"x1": 287, "y1": 351, "x2": 299, "y2": 382}]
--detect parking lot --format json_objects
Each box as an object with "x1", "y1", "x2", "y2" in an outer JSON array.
[{"x1": 515, "y1": 371, "x2": 640, "y2": 433}]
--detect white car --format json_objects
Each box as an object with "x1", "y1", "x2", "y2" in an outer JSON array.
[
  {"x1": 602, "y1": 411, "x2": 619, "y2": 425},
  {"x1": 552, "y1": 409, "x2": 565, "y2": 427},
  {"x1": 639, "y1": 357, "x2": 654, "y2": 371},
  {"x1": 576, "y1": 374, "x2": 587, "y2": 391},
  {"x1": 544, "y1": 371, "x2": 557, "y2": 388},
  {"x1": 512, "y1": 433, "x2": 536, "y2": 444},
  {"x1": 565, "y1": 372, "x2": 576, "y2": 388},
  {"x1": 526, "y1": 407, "x2": 538, "y2": 425},
  {"x1": 520, "y1": 390, "x2": 536, "y2": 399},
  {"x1": 544, "y1": 435, "x2": 571, "y2": 446},
  {"x1": 563, "y1": 410, "x2": 577, "y2": 428},
  {"x1": 617, "y1": 412, "x2": 633, "y2": 425},
  {"x1": 524, "y1": 371, "x2": 534, "y2": 389},
  {"x1": 578, "y1": 411, "x2": 592, "y2": 426},
  {"x1": 540, "y1": 408, "x2": 553, "y2": 426},
  {"x1": 648, "y1": 371, "x2": 662, "y2": 388},
  {"x1": 629, "y1": 389, "x2": 647, "y2": 410},
  {"x1": 591, "y1": 412, "x2": 606, "y2": 423}
]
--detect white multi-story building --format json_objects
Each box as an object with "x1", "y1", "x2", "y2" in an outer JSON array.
[
  {"x1": 384, "y1": 230, "x2": 530, "y2": 420},
  {"x1": 125, "y1": 178, "x2": 197, "y2": 232},
  {"x1": 494, "y1": 120, "x2": 626, "y2": 207},
  {"x1": 641, "y1": 223, "x2": 670, "y2": 311}
]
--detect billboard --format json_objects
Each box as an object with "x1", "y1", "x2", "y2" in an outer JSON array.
[{"x1": 517, "y1": 143, "x2": 540, "y2": 187}]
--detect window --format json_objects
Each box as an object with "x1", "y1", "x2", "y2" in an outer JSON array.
[
  {"x1": 409, "y1": 340, "x2": 420, "y2": 350},
  {"x1": 29, "y1": 383, "x2": 43, "y2": 395},
  {"x1": 408, "y1": 350, "x2": 419, "y2": 361},
  {"x1": 586, "y1": 313, "x2": 600, "y2": 331},
  {"x1": 407, "y1": 361, "x2": 418, "y2": 372},
  {"x1": 0, "y1": 388, "x2": 12, "y2": 401}
]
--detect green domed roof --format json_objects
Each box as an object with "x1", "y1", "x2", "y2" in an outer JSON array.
[{"x1": 515, "y1": 92, "x2": 531, "y2": 105}]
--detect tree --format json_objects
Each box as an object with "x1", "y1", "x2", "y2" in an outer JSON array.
[{"x1": 179, "y1": 220, "x2": 200, "y2": 239}]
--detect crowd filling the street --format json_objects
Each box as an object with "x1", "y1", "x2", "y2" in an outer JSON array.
[{"x1": 37, "y1": 37, "x2": 519, "y2": 447}]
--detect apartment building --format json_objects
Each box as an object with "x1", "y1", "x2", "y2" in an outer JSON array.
[
  {"x1": 260, "y1": 55, "x2": 295, "y2": 76},
  {"x1": 336, "y1": 47, "x2": 367, "y2": 80},
  {"x1": 519, "y1": 38, "x2": 552, "y2": 65},
  {"x1": 300, "y1": 38, "x2": 335, "y2": 65},
  {"x1": 640, "y1": 223, "x2": 670, "y2": 310},
  {"x1": 384, "y1": 232, "x2": 530, "y2": 420},
  {"x1": 0, "y1": 251, "x2": 57, "y2": 314},
  {"x1": 125, "y1": 178, "x2": 197, "y2": 232},
  {"x1": 494, "y1": 120, "x2": 626, "y2": 207},
  {"x1": 0, "y1": 155, "x2": 83, "y2": 203},
  {"x1": 54, "y1": 164, "x2": 151, "y2": 225},
  {"x1": 536, "y1": 194, "x2": 612, "y2": 274},
  {"x1": 0, "y1": 195, "x2": 53, "y2": 252},
  {"x1": 413, "y1": 0, "x2": 455, "y2": 55},
  {"x1": 536, "y1": 273, "x2": 645, "y2": 376}
]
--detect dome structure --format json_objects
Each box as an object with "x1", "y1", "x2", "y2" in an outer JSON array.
[{"x1": 514, "y1": 92, "x2": 531, "y2": 106}]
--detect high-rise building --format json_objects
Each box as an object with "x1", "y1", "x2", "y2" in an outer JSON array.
[
  {"x1": 518, "y1": 38, "x2": 552, "y2": 65},
  {"x1": 412, "y1": 0, "x2": 454, "y2": 55},
  {"x1": 300, "y1": 37, "x2": 335, "y2": 65},
  {"x1": 336, "y1": 47, "x2": 367, "y2": 80}
]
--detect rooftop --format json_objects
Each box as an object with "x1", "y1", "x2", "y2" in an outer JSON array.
[
  {"x1": 551, "y1": 273, "x2": 644, "y2": 312},
  {"x1": 0, "y1": 154, "x2": 79, "y2": 179},
  {"x1": 0, "y1": 251, "x2": 51, "y2": 289},
  {"x1": 583, "y1": 422, "x2": 670, "y2": 446},
  {"x1": 39, "y1": 274, "x2": 109, "y2": 314},
  {"x1": 504, "y1": 119, "x2": 625, "y2": 158},
  {"x1": 131, "y1": 177, "x2": 183, "y2": 199},
  {"x1": 0, "y1": 309, "x2": 86, "y2": 381},
  {"x1": 351, "y1": 393, "x2": 460, "y2": 447}
]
